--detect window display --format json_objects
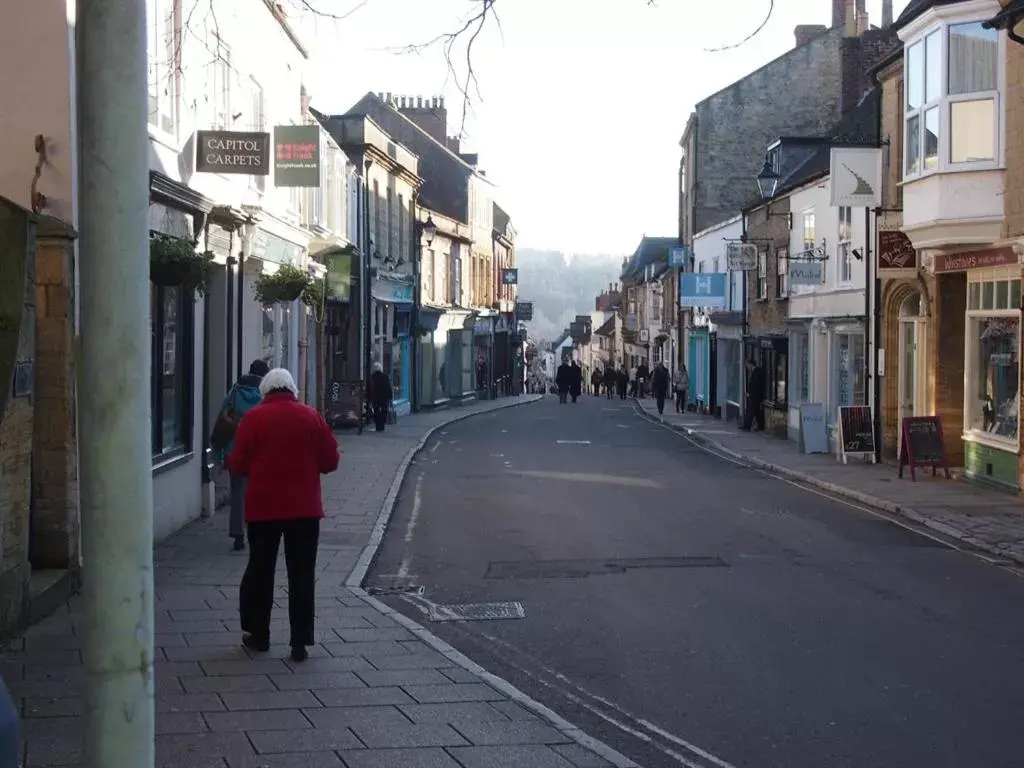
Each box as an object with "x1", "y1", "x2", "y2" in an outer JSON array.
[{"x1": 968, "y1": 317, "x2": 1019, "y2": 441}]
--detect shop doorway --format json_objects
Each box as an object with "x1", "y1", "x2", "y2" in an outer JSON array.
[{"x1": 897, "y1": 292, "x2": 928, "y2": 457}]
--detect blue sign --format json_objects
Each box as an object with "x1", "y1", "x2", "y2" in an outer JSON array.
[
  {"x1": 680, "y1": 273, "x2": 727, "y2": 308},
  {"x1": 668, "y1": 245, "x2": 691, "y2": 268}
]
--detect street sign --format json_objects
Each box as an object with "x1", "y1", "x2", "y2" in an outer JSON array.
[
  {"x1": 501, "y1": 268, "x2": 518, "y2": 285},
  {"x1": 515, "y1": 301, "x2": 533, "y2": 320},
  {"x1": 669, "y1": 245, "x2": 691, "y2": 268}
]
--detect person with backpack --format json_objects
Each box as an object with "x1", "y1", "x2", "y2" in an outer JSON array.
[{"x1": 211, "y1": 359, "x2": 269, "y2": 551}]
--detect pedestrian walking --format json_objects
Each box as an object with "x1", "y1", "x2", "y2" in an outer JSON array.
[
  {"x1": 590, "y1": 369, "x2": 602, "y2": 397},
  {"x1": 211, "y1": 359, "x2": 269, "y2": 551},
  {"x1": 673, "y1": 364, "x2": 690, "y2": 414},
  {"x1": 651, "y1": 361, "x2": 669, "y2": 415},
  {"x1": 603, "y1": 366, "x2": 616, "y2": 399},
  {"x1": 227, "y1": 367, "x2": 341, "y2": 662},
  {"x1": 617, "y1": 367, "x2": 628, "y2": 399},
  {"x1": 368, "y1": 361, "x2": 393, "y2": 431},
  {"x1": 740, "y1": 359, "x2": 766, "y2": 431},
  {"x1": 556, "y1": 359, "x2": 571, "y2": 404},
  {"x1": 570, "y1": 360, "x2": 583, "y2": 403}
]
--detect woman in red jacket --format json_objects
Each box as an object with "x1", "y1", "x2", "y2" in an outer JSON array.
[{"x1": 226, "y1": 367, "x2": 340, "y2": 662}]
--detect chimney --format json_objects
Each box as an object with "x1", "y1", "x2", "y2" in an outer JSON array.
[
  {"x1": 299, "y1": 84, "x2": 311, "y2": 116},
  {"x1": 386, "y1": 91, "x2": 393, "y2": 104},
  {"x1": 439, "y1": 97, "x2": 445, "y2": 109},
  {"x1": 417, "y1": 96, "x2": 423, "y2": 108},
  {"x1": 881, "y1": 0, "x2": 892, "y2": 26},
  {"x1": 844, "y1": 0, "x2": 857, "y2": 36},
  {"x1": 377, "y1": 92, "x2": 384, "y2": 101},
  {"x1": 857, "y1": 10, "x2": 869, "y2": 34},
  {"x1": 794, "y1": 24, "x2": 827, "y2": 47}
]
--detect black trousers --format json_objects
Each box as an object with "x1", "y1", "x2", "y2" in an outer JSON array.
[
  {"x1": 372, "y1": 403, "x2": 387, "y2": 431},
  {"x1": 240, "y1": 518, "x2": 320, "y2": 647},
  {"x1": 655, "y1": 392, "x2": 667, "y2": 414},
  {"x1": 742, "y1": 396, "x2": 766, "y2": 431},
  {"x1": 558, "y1": 390, "x2": 568, "y2": 403},
  {"x1": 675, "y1": 389, "x2": 687, "y2": 413}
]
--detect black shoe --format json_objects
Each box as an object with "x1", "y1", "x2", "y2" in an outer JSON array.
[
  {"x1": 242, "y1": 633, "x2": 269, "y2": 653},
  {"x1": 232, "y1": 536, "x2": 245, "y2": 551},
  {"x1": 290, "y1": 645, "x2": 308, "y2": 662}
]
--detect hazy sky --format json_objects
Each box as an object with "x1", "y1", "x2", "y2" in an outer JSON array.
[{"x1": 296, "y1": 0, "x2": 910, "y2": 256}]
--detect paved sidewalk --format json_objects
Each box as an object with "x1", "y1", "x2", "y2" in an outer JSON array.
[
  {"x1": 2, "y1": 393, "x2": 632, "y2": 768},
  {"x1": 633, "y1": 397, "x2": 1024, "y2": 565}
]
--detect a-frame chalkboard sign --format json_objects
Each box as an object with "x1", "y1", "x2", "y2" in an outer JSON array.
[{"x1": 898, "y1": 415, "x2": 951, "y2": 481}]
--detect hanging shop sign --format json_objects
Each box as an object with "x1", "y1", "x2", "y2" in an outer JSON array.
[
  {"x1": 195, "y1": 130, "x2": 270, "y2": 175},
  {"x1": 669, "y1": 245, "x2": 691, "y2": 268},
  {"x1": 274, "y1": 125, "x2": 321, "y2": 188},
  {"x1": 788, "y1": 260, "x2": 823, "y2": 286},
  {"x1": 325, "y1": 250, "x2": 352, "y2": 302},
  {"x1": 679, "y1": 273, "x2": 727, "y2": 308},
  {"x1": 515, "y1": 301, "x2": 534, "y2": 321},
  {"x1": 933, "y1": 246, "x2": 1018, "y2": 273},
  {"x1": 829, "y1": 147, "x2": 882, "y2": 208},
  {"x1": 727, "y1": 242, "x2": 758, "y2": 271},
  {"x1": 877, "y1": 230, "x2": 916, "y2": 270},
  {"x1": 501, "y1": 268, "x2": 518, "y2": 285},
  {"x1": 371, "y1": 277, "x2": 414, "y2": 304}
]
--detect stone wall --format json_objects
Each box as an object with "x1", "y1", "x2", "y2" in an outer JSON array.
[
  {"x1": 32, "y1": 221, "x2": 78, "y2": 569},
  {"x1": 694, "y1": 28, "x2": 844, "y2": 233},
  {"x1": 0, "y1": 201, "x2": 36, "y2": 633}
]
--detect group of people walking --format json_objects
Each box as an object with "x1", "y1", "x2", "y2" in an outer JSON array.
[{"x1": 555, "y1": 358, "x2": 691, "y2": 415}]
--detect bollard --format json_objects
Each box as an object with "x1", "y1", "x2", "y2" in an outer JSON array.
[{"x1": 0, "y1": 674, "x2": 20, "y2": 768}]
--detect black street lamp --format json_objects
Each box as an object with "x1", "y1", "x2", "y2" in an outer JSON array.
[
  {"x1": 984, "y1": 0, "x2": 1024, "y2": 45},
  {"x1": 422, "y1": 215, "x2": 437, "y2": 247},
  {"x1": 756, "y1": 157, "x2": 780, "y2": 201},
  {"x1": 755, "y1": 155, "x2": 793, "y2": 229}
]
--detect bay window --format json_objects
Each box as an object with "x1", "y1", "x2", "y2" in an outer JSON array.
[
  {"x1": 905, "y1": 20, "x2": 1001, "y2": 177},
  {"x1": 966, "y1": 274, "x2": 1021, "y2": 444}
]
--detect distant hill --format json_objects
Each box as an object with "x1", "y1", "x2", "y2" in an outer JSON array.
[{"x1": 516, "y1": 249, "x2": 624, "y2": 342}]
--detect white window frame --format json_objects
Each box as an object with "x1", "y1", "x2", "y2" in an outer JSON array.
[
  {"x1": 963, "y1": 266, "x2": 1022, "y2": 451},
  {"x1": 756, "y1": 249, "x2": 767, "y2": 300},
  {"x1": 901, "y1": 7, "x2": 1005, "y2": 181},
  {"x1": 212, "y1": 37, "x2": 232, "y2": 130},
  {"x1": 837, "y1": 206, "x2": 854, "y2": 285},
  {"x1": 776, "y1": 246, "x2": 789, "y2": 298},
  {"x1": 147, "y1": 0, "x2": 176, "y2": 138}
]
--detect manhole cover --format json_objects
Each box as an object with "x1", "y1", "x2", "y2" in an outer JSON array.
[
  {"x1": 485, "y1": 556, "x2": 727, "y2": 580},
  {"x1": 428, "y1": 601, "x2": 526, "y2": 622}
]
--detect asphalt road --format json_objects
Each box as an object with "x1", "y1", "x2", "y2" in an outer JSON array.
[{"x1": 366, "y1": 394, "x2": 1024, "y2": 768}]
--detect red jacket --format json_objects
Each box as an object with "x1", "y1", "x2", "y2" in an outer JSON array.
[{"x1": 226, "y1": 391, "x2": 340, "y2": 522}]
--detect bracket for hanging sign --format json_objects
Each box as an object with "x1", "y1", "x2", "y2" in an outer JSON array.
[{"x1": 780, "y1": 239, "x2": 829, "y2": 262}]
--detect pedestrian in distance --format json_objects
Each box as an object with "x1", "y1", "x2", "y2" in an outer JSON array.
[
  {"x1": 603, "y1": 366, "x2": 616, "y2": 399},
  {"x1": 651, "y1": 361, "x2": 670, "y2": 415},
  {"x1": 569, "y1": 360, "x2": 583, "y2": 403},
  {"x1": 556, "y1": 358, "x2": 571, "y2": 404},
  {"x1": 368, "y1": 361, "x2": 393, "y2": 432},
  {"x1": 673, "y1": 364, "x2": 690, "y2": 414},
  {"x1": 740, "y1": 359, "x2": 767, "y2": 432},
  {"x1": 210, "y1": 359, "x2": 269, "y2": 552},
  {"x1": 226, "y1": 367, "x2": 341, "y2": 662}
]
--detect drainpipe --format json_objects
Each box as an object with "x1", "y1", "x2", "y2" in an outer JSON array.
[
  {"x1": 235, "y1": 242, "x2": 245, "y2": 381},
  {"x1": 411, "y1": 191, "x2": 421, "y2": 411},
  {"x1": 225, "y1": 251, "x2": 235, "y2": 393},
  {"x1": 78, "y1": 0, "x2": 155, "y2": 762}
]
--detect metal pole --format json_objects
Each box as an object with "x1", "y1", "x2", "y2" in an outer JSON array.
[
  {"x1": 871, "y1": 207, "x2": 883, "y2": 462},
  {"x1": 78, "y1": 0, "x2": 155, "y2": 765}
]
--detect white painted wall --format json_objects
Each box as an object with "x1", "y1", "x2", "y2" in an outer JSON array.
[{"x1": 693, "y1": 216, "x2": 744, "y2": 311}]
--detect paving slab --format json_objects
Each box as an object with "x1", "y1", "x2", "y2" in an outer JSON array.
[
  {"x1": 5, "y1": 394, "x2": 637, "y2": 768},
  {"x1": 633, "y1": 397, "x2": 1024, "y2": 564}
]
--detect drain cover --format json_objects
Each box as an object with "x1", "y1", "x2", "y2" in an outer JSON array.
[
  {"x1": 485, "y1": 556, "x2": 727, "y2": 580},
  {"x1": 367, "y1": 576, "x2": 424, "y2": 597},
  {"x1": 428, "y1": 601, "x2": 526, "y2": 622}
]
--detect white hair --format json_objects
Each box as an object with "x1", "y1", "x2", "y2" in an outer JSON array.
[
  {"x1": 372, "y1": 361, "x2": 383, "y2": 373},
  {"x1": 259, "y1": 367, "x2": 298, "y2": 397}
]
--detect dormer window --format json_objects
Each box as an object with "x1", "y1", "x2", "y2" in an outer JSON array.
[{"x1": 903, "y1": 14, "x2": 1003, "y2": 179}]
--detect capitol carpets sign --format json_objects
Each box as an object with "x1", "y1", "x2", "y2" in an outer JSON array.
[{"x1": 195, "y1": 130, "x2": 270, "y2": 176}]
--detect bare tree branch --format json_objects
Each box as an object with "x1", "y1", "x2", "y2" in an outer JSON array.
[{"x1": 704, "y1": 0, "x2": 774, "y2": 52}]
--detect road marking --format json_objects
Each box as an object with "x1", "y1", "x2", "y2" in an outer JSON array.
[
  {"x1": 556, "y1": 439, "x2": 591, "y2": 444},
  {"x1": 429, "y1": 441, "x2": 442, "y2": 454},
  {"x1": 615, "y1": 424, "x2": 630, "y2": 429},
  {"x1": 396, "y1": 471, "x2": 425, "y2": 580},
  {"x1": 476, "y1": 630, "x2": 736, "y2": 768},
  {"x1": 510, "y1": 470, "x2": 663, "y2": 489}
]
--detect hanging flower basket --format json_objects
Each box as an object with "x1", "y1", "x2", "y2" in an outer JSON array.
[
  {"x1": 411, "y1": 323, "x2": 431, "y2": 338},
  {"x1": 253, "y1": 263, "x2": 312, "y2": 306},
  {"x1": 150, "y1": 233, "x2": 213, "y2": 295},
  {"x1": 302, "y1": 277, "x2": 326, "y2": 322}
]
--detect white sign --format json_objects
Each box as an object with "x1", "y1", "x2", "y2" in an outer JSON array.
[
  {"x1": 830, "y1": 147, "x2": 882, "y2": 208},
  {"x1": 788, "y1": 261, "x2": 823, "y2": 286},
  {"x1": 727, "y1": 242, "x2": 758, "y2": 271}
]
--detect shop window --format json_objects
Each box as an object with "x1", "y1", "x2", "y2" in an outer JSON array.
[
  {"x1": 724, "y1": 341, "x2": 741, "y2": 404},
  {"x1": 391, "y1": 342, "x2": 403, "y2": 397},
  {"x1": 773, "y1": 352, "x2": 787, "y2": 405},
  {"x1": 146, "y1": 0, "x2": 175, "y2": 135},
  {"x1": 833, "y1": 333, "x2": 866, "y2": 410},
  {"x1": 967, "y1": 276, "x2": 1020, "y2": 443},
  {"x1": 150, "y1": 283, "x2": 193, "y2": 460}
]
